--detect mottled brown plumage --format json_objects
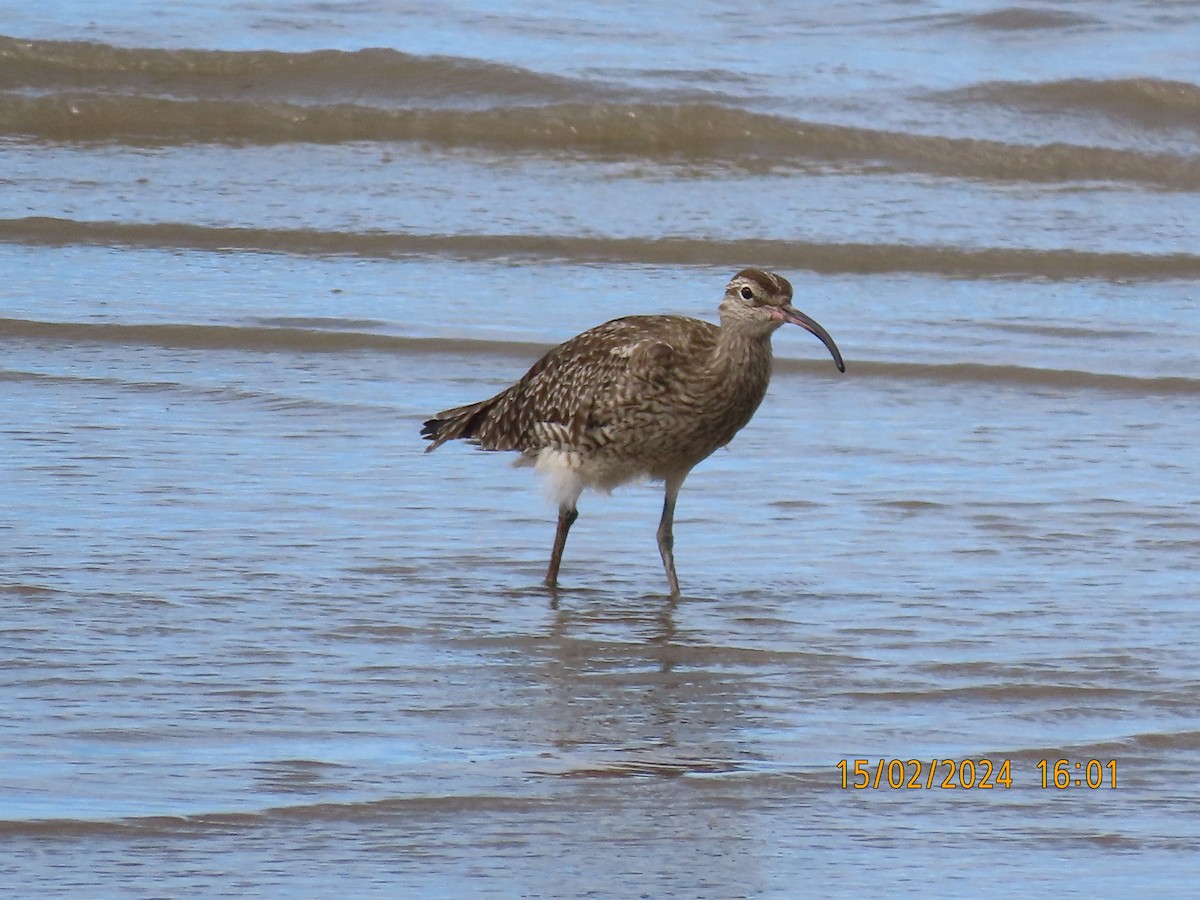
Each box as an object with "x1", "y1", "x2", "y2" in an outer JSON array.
[{"x1": 422, "y1": 268, "x2": 845, "y2": 596}]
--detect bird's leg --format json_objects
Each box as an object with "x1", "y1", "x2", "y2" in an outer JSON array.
[
  {"x1": 545, "y1": 504, "x2": 578, "y2": 590},
  {"x1": 657, "y1": 475, "x2": 686, "y2": 597}
]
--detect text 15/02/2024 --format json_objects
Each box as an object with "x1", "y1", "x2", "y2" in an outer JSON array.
[{"x1": 837, "y1": 758, "x2": 1117, "y2": 790}]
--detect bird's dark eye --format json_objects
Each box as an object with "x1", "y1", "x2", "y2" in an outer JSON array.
[{"x1": 739, "y1": 286, "x2": 754, "y2": 301}]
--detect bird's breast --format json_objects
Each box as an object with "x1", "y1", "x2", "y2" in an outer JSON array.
[{"x1": 593, "y1": 343, "x2": 773, "y2": 477}]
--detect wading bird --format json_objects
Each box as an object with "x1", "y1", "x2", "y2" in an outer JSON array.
[{"x1": 422, "y1": 268, "x2": 845, "y2": 596}]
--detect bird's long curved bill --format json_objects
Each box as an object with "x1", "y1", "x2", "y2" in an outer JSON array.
[{"x1": 774, "y1": 305, "x2": 846, "y2": 373}]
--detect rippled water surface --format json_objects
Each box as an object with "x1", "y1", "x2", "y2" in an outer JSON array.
[{"x1": 2, "y1": 1, "x2": 1199, "y2": 896}]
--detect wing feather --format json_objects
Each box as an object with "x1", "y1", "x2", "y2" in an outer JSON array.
[{"x1": 429, "y1": 315, "x2": 717, "y2": 454}]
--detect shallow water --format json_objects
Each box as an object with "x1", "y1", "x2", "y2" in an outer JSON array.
[{"x1": 2, "y1": 1, "x2": 1200, "y2": 896}]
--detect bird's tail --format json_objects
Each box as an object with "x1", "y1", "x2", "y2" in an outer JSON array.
[{"x1": 421, "y1": 398, "x2": 497, "y2": 452}]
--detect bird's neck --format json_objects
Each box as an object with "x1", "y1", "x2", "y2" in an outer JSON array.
[
  {"x1": 710, "y1": 322, "x2": 775, "y2": 391},
  {"x1": 713, "y1": 321, "x2": 774, "y2": 368}
]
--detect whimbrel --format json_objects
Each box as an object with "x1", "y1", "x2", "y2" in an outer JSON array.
[{"x1": 422, "y1": 268, "x2": 845, "y2": 596}]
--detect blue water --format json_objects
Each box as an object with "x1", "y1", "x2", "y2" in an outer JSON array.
[{"x1": 2, "y1": 1, "x2": 1199, "y2": 897}]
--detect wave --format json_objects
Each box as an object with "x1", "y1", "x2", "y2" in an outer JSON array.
[
  {"x1": 0, "y1": 34, "x2": 603, "y2": 105},
  {"x1": 4, "y1": 217, "x2": 1199, "y2": 281},
  {"x1": 3, "y1": 36, "x2": 1199, "y2": 187},
  {"x1": 3, "y1": 91, "x2": 1197, "y2": 188},
  {"x1": 938, "y1": 7, "x2": 1100, "y2": 32},
  {"x1": 940, "y1": 77, "x2": 1200, "y2": 131},
  {"x1": 0, "y1": 793, "x2": 541, "y2": 838},
  {"x1": 0, "y1": 316, "x2": 485, "y2": 356},
  {"x1": 2, "y1": 728, "x2": 1197, "y2": 838},
  {"x1": 5, "y1": 318, "x2": 1198, "y2": 396},
  {"x1": 841, "y1": 361, "x2": 1200, "y2": 396}
]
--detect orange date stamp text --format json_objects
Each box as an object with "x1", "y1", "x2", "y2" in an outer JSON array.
[{"x1": 837, "y1": 758, "x2": 1117, "y2": 790}]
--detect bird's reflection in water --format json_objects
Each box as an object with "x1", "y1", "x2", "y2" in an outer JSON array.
[{"x1": 534, "y1": 588, "x2": 763, "y2": 768}]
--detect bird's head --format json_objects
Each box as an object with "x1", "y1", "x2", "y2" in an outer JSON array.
[{"x1": 719, "y1": 269, "x2": 845, "y2": 372}]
